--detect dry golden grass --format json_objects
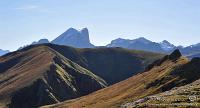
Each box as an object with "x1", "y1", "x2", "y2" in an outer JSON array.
[
  {"x1": 0, "y1": 45, "x2": 107, "y2": 108},
  {"x1": 42, "y1": 57, "x2": 189, "y2": 108},
  {"x1": 0, "y1": 46, "x2": 53, "y2": 97}
]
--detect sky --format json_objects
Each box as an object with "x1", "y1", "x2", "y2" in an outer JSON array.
[{"x1": 0, "y1": 0, "x2": 200, "y2": 51}]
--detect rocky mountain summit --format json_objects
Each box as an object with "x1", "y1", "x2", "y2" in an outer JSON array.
[{"x1": 52, "y1": 28, "x2": 94, "y2": 48}]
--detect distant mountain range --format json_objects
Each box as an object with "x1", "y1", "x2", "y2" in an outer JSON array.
[
  {"x1": 31, "y1": 28, "x2": 200, "y2": 58},
  {"x1": 159, "y1": 40, "x2": 176, "y2": 51},
  {"x1": 1, "y1": 28, "x2": 200, "y2": 58},
  {"x1": 188, "y1": 53, "x2": 200, "y2": 59},
  {"x1": 0, "y1": 49, "x2": 9, "y2": 56},
  {"x1": 107, "y1": 37, "x2": 168, "y2": 53},
  {"x1": 106, "y1": 37, "x2": 200, "y2": 57},
  {"x1": 16, "y1": 28, "x2": 94, "y2": 50},
  {"x1": 107, "y1": 37, "x2": 200, "y2": 55}
]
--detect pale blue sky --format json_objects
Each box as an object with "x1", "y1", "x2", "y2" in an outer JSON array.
[{"x1": 0, "y1": 0, "x2": 200, "y2": 51}]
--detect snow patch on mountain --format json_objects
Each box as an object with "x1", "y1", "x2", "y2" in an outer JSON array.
[{"x1": 159, "y1": 40, "x2": 175, "y2": 51}]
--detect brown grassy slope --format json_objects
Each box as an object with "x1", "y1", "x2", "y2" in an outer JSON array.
[
  {"x1": 0, "y1": 46, "x2": 53, "y2": 96},
  {"x1": 42, "y1": 51, "x2": 194, "y2": 108},
  {"x1": 0, "y1": 45, "x2": 107, "y2": 108},
  {"x1": 2, "y1": 44, "x2": 164, "y2": 86},
  {"x1": 128, "y1": 79, "x2": 200, "y2": 108},
  {"x1": 123, "y1": 57, "x2": 200, "y2": 108},
  {"x1": 46, "y1": 44, "x2": 165, "y2": 85}
]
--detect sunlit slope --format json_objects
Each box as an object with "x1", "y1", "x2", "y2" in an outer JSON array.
[
  {"x1": 42, "y1": 50, "x2": 200, "y2": 108},
  {"x1": 0, "y1": 45, "x2": 107, "y2": 108},
  {"x1": 45, "y1": 44, "x2": 165, "y2": 85},
  {"x1": 123, "y1": 57, "x2": 200, "y2": 108}
]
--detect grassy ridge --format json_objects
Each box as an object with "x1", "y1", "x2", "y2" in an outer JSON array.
[
  {"x1": 0, "y1": 45, "x2": 107, "y2": 108},
  {"x1": 46, "y1": 44, "x2": 164, "y2": 85},
  {"x1": 42, "y1": 50, "x2": 200, "y2": 108},
  {"x1": 124, "y1": 57, "x2": 200, "y2": 108},
  {"x1": 0, "y1": 44, "x2": 164, "y2": 108}
]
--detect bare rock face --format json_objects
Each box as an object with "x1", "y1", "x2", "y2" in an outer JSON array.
[{"x1": 52, "y1": 28, "x2": 94, "y2": 48}]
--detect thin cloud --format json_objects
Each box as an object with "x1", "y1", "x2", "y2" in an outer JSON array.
[
  {"x1": 15, "y1": 5, "x2": 38, "y2": 11},
  {"x1": 14, "y1": 5, "x2": 52, "y2": 13}
]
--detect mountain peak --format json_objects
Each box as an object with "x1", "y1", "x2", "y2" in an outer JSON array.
[
  {"x1": 32, "y1": 38, "x2": 49, "y2": 45},
  {"x1": 81, "y1": 28, "x2": 88, "y2": 32},
  {"x1": 113, "y1": 38, "x2": 130, "y2": 42},
  {"x1": 52, "y1": 28, "x2": 94, "y2": 48},
  {"x1": 160, "y1": 40, "x2": 175, "y2": 51},
  {"x1": 169, "y1": 49, "x2": 182, "y2": 60},
  {"x1": 107, "y1": 37, "x2": 165, "y2": 52},
  {"x1": 80, "y1": 28, "x2": 90, "y2": 43},
  {"x1": 162, "y1": 40, "x2": 170, "y2": 44},
  {"x1": 136, "y1": 37, "x2": 150, "y2": 42},
  {"x1": 107, "y1": 38, "x2": 130, "y2": 47},
  {"x1": 137, "y1": 37, "x2": 147, "y2": 40},
  {"x1": 66, "y1": 27, "x2": 79, "y2": 32},
  {"x1": 132, "y1": 37, "x2": 152, "y2": 44}
]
